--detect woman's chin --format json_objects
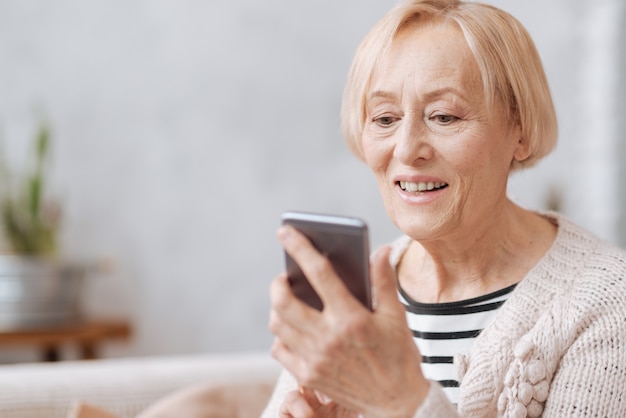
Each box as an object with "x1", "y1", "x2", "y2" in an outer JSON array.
[{"x1": 391, "y1": 212, "x2": 450, "y2": 240}]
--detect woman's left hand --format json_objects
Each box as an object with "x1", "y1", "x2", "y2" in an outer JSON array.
[
  {"x1": 279, "y1": 387, "x2": 358, "y2": 418},
  {"x1": 269, "y1": 225, "x2": 429, "y2": 418}
]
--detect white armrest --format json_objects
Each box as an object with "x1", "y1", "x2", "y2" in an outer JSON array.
[{"x1": 0, "y1": 351, "x2": 280, "y2": 418}]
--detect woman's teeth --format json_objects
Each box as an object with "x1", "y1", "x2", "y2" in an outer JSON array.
[{"x1": 399, "y1": 181, "x2": 447, "y2": 193}]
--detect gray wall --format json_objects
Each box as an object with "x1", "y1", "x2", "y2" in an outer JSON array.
[
  {"x1": 0, "y1": 0, "x2": 623, "y2": 360},
  {"x1": 618, "y1": 3, "x2": 626, "y2": 248}
]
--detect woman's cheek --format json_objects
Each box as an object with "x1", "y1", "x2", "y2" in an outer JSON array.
[{"x1": 362, "y1": 135, "x2": 394, "y2": 173}]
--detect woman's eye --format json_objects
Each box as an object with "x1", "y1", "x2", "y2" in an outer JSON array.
[
  {"x1": 374, "y1": 116, "x2": 396, "y2": 126},
  {"x1": 432, "y1": 114, "x2": 458, "y2": 125}
]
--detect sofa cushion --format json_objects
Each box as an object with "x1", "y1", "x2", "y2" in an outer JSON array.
[{"x1": 0, "y1": 351, "x2": 280, "y2": 418}]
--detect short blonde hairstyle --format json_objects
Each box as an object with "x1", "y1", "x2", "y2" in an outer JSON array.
[{"x1": 341, "y1": 0, "x2": 558, "y2": 171}]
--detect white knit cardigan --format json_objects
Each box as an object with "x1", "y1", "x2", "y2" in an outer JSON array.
[{"x1": 261, "y1": 214, "x2": 626, "y2": 417}]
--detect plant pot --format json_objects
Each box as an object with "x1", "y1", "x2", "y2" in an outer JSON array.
[{"x1": 0, "y1": 255, "x2": 86, "y2": 331}]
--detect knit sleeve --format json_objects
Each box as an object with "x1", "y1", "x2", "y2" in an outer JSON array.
[
  {"x1": 541, "y1": 291, "x2": 626, "y2": 416},
  {"x1": 541, "y1": 238, "x2": 626, "y2": 416}
]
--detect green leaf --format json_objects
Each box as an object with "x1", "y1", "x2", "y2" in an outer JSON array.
[
  {"x1": 36, "y1": 124, "x2": 49, "y2": 163},
  {"x1": 0, "y1": 120, "x2": 58, "y2": 255},
  {"x1": 29, "y1": 176, "x2": 42, "y2": 220}
]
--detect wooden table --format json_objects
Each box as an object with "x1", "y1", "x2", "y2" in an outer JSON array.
[{"x1": 0, "y1": 319, "x2": 132, "y2": 361}]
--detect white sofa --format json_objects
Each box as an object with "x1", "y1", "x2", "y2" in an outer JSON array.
[{"x1": 0, "y1": 351, "x2": 281, "y2": 418}]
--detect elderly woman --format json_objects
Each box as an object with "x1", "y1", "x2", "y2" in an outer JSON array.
[{"x1": 263, "y1": 0, "x2": 626, "y2": 417}]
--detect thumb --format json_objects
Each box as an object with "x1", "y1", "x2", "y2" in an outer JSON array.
[
  {"x1": 370, "y1": 246, "x2": 399, "y2": 311},
  {"x1": 299, "y1": 386, "x2": 326, "y2": 409}
]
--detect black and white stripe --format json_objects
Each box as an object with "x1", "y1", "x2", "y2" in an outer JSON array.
[{"x1": 399, "y1": 283, "x2": 517, "y2": 405}]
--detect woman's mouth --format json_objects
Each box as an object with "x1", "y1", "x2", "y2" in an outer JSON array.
[{"x1": 398, "y1": 181, "x2": 448, "y2": 193}]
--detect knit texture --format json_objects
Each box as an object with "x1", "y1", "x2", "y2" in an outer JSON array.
[
  {"x1": 454, "y1": 214, "x2": 626, "y2": 417},
  {"x1": 261, "y1": 213, "x2": 626, "y2": 417}
]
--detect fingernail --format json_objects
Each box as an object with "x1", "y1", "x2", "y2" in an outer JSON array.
[
  {"x1": 277, "y1": 225, "x2": 292, "y2": 243},
  {"x1": 372, "y1": 245, "x2": 391, "y2": 263},
  {"x1": 315, "y1": 390, "x2": 332, "y2": 405}
]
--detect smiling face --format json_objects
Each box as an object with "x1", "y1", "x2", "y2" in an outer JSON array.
[{"x1": 362, "y1": 20, "x2": 527, "y2": 242}]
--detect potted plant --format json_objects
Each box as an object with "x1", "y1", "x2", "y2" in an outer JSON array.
[{"x1": 0, "y1": 122, "x2": 84, "y2": 330}]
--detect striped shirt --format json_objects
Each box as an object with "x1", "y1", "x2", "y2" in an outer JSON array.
[{"x1": 399, "y1": 283, "x2": 517, "y2": 405}]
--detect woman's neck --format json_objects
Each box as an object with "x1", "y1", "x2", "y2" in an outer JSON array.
[{"x1": 397, "y1": 205, "x2": 557, "y2": 304}]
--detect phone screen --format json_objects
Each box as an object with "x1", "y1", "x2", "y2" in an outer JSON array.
[{"x1": 281, "y1": 211, "x2": 372, "y2": 311}]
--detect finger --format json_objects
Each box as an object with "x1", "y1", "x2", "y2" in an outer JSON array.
[
  {"x1": 370, "y1": 246, "x2": 401, "y2": 312},
  {"x1": 277, "y1": 225, "x2": 358, "y2": 312},
  {"x1": 269, "y1": 272, "x2": 321, "y2": 338},
  {"x1": 270, "y1": 338, "x2": 299, "y2": 372},
  {"x1": 268, "y1": 274, "x2": 322, "y2": 355},
  {"x1": 299, "y1": 386, "x2": 334, "y2": 408},
  {"x1": 270, "y1": 273, "x2": 319, "y2": 323},
  {"x1": 314, "y1": 390, "x2": 333, "y2": 406},
  {"x1": 279, "y1": 390, "x2": 315, "y2": 418},
  {"x1": 300, "y1": 386, "x2": 324, "y2": 409}
]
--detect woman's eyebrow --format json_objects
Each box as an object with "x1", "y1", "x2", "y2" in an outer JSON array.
[
  {"x1": 421, "y1": 87, "x2": 467, "y2": 101},
  {"x1": 368, "y1": 87, "x2": 468, "y2": 103},
  {"x1": 367, "y1": 90, "x2": 397, "y2": 101}
]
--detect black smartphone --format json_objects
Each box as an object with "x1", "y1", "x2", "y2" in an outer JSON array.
[{"x1": 281, "y1": 211, "x2": 372, "y2": 311}]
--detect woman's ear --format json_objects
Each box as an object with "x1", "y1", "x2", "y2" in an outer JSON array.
[{"x1": 512, "y1": 125, "x2": 531, "y2": 162}]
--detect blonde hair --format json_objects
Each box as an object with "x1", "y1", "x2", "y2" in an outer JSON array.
[{"x1": 341, "y1": 0, "x2": 558, "y2": 171}]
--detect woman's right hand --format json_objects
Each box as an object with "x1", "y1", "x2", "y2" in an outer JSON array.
[
  {"x1": 279, "y1": 387, "x2": 358, "y2": 418},
  {"x1": 270, "y1": 226, "x2": 428, "y2": 417}
]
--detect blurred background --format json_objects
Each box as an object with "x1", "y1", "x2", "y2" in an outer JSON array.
[{"x1": 0, "y1": 0, "x2": 623, "y2": 362}]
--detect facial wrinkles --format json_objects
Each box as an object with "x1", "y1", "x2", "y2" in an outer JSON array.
[
  {"x1": 395, "y1": 60, "x2": 481, "y2": 145},
  {"x1": 368, "y1": 29, "x2": 479, "y2": 116},
  {"x1": 400, "y1": 177, "x2": 471, "y2": 240},
  {"x1": 365, "y1": 23, "x2": 517, "y2": 244}
]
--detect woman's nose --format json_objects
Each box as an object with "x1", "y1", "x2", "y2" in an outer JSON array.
[{"x1": 392, "y1": 118, "x2": 434, "y2": 165}]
